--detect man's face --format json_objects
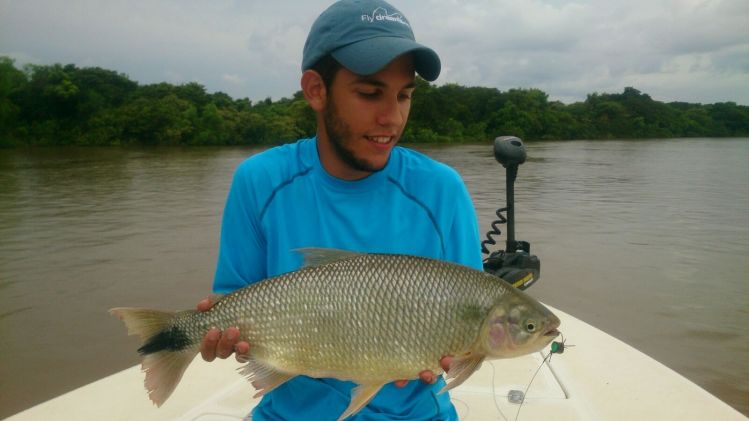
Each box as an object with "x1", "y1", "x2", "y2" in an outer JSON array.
[{"x1": 318, "y1": 54, "x2": 416, "y2": 180}]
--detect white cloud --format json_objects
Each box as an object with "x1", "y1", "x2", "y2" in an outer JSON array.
[
  {"x1": 1, "y1": 0, "x2": 747, "y2": 104},
  {"x1": 412, "y1": 0, "x2": 749, "y2": 104},
  {"x1": 222, "y1": 74, "x2": 246, "y2": 86}
]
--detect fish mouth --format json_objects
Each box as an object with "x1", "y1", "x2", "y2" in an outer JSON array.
[{"x1": 544, "y1": 318, "x2": 561, "y2": 337}]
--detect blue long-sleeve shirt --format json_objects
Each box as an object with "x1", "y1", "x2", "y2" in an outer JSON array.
[{"x1": 214, "y1": 137, "x2": 482, "y2": 420}]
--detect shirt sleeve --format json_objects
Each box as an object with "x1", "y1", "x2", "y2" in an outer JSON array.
[
  {"x1": 444, "y1": 177, "x2": 484, "y2": 271},
  {"x1": 213, "y1": 161, "x2": 268, "y2": 293}
]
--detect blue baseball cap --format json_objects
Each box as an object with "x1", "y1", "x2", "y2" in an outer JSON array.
[{"x1": 302, "y1": 0, "x2": 441, "y2": 81}]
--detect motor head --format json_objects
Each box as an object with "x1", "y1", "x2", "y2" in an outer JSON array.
[
  {"x1": 483, "y1": 249, "x2": 540, "y2": 290},
  {"x1": 494, "y1": 136, "x2": 526, "y2": 168}
]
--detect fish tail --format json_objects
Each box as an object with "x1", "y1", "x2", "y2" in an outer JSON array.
[{"x1": 110, "y1": 307, "x2": 198, "y2": 406}]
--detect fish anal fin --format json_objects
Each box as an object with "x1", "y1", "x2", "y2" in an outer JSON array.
[
  {"x1": 295, "y1": 248, "x2": 361, "y2": 268},
  {"x1": 438, "y1": 354, "x2": 485, "y2": 394},
  {"x1": 337, "y1": 383, "x2": 385, "y2": 421},
  {"x1": 238, "y1": 357, "x2": 294, "y2": 398}
]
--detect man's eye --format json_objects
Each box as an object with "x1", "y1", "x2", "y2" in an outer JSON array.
[
  {"x1": 398, "y1": 93, "x2": 412, "y2": 101},
  {"x1": 358, "y1": 91, "x2": 378, "y2": 98}
]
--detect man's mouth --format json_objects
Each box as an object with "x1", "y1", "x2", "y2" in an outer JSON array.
[{"x1": 365, "y1": 135, "x2": 394, "y2": 145}]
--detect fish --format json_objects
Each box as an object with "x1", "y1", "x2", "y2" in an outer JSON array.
[{"x1": 110, "y1": 248, "x2": 560, "y2": 421}]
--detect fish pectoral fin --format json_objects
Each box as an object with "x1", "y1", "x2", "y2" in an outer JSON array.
[
  {"x1": 237, "y1": 357, "x2": 294, "y2": 398},
  {"x1": 439, "y1": 354, "x2": 485, "y2": 394},
  {"x1": 337, "y1": 383, "x2": 385, "y2": 421},
  {"x1": 295, "y1": 247, "x2": 362, "y2": 268}
]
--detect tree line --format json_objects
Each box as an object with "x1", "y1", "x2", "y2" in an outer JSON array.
[{"x1": 1, "y1": 56, "x2": 748, "y2": 147}]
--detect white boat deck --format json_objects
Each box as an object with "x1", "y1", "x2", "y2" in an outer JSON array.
[{"x1": 8, "y1": 307, "x2": 746, "y2": 420}]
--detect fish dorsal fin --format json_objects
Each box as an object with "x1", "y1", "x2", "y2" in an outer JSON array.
[{"x1": 295, "y1": 248, "x2": 362, "y2": 268}]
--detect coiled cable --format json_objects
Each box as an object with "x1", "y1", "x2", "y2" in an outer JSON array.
[{"x1": 480, "y1": 207, "x2": 507, "y2": 256}]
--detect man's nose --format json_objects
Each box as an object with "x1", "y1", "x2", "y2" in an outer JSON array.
[{"x1": 375, "y1": 96, "x2": 404, "y2": 127}]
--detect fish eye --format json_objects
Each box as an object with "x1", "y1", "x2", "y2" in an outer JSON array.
[{"x1": 526, "y1": 320, "x2": 537, "y2": 332}]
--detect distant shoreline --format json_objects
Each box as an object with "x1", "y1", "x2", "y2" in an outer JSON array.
[
  {"x1": 2, "y1": 57, "x2": 748, "y2": 148},
  {"x1": 4, "y1": 137, "x2": 749, "y2": 150}
]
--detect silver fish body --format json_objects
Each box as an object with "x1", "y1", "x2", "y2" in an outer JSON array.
[{"x1": 111, "y1": 249, "x2": 560, "y2": 420}]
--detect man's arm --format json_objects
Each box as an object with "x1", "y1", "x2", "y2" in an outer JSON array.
[
  {"x1": 201, "y1": 159, "x2": 268, "y2": 362},
  {"x1": 446, "y1": 177, "x2": 484, "y2": 270}
]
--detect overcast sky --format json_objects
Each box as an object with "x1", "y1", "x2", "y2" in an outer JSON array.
[{"x1": 2, "y1": 0, "x2": 748, "y2": 105}]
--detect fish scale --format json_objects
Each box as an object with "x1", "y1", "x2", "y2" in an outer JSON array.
[
  {"x1": 200, "y1": 254, "x2": 500, "y2": 380},
  {"x1": 111, "y1": 249, "x2": 560, "y2": 420}
]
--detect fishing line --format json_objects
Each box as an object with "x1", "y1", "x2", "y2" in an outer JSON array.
[
  {"x1": 513, "y1": 334, "x2": 573, "y2": 421},
  {"x1": 451, "y1": 397, "x2": 471, "y2": 420},
  {"x1": 489, "y1": 361, "x2": 511, "y2": 421},
  {"x1": 511, "y1": 351, "x2": 553, "y2": 421},
  {"x1": 489, "y1": 334, "x2": 572, "y2": 421}
]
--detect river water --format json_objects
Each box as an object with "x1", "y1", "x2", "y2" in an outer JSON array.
[{"x1": 1, "y1": 138, "x2": 747, "y2": 417}]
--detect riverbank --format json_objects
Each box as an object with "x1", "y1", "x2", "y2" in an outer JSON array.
[{"x1": 3, "y1": 57, "x2": 749, "y2": 149}]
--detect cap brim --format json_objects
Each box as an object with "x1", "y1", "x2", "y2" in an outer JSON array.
[{"x1": 331, "y1": 37, "x2": 441, "y2": 81}]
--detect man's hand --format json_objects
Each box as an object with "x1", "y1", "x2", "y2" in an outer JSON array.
[
  {"x1": 197, "y1": 297, "x2": 250, "y2": 362},
  {"x1": 394, "y1": 355, "x2": 453, "y2": 388}
]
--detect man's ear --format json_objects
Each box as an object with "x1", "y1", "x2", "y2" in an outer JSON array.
[{"x1": 301, "y1": 70, "x2": 327, "y2": 112}]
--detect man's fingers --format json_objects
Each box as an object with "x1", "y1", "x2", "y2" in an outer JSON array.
[
  {"x1": 200, "y1": 328, "x2": 220, "y2": 362},
  {"x1": 396, "y1": 365, "x2": 447, "y2": 387},
  {"x1": 418, "y1": 370, "x2": 436, "y2": 384},
  {"x1": 201, "y1": 327, "x2": 246, "y2": 362},
  {"x1": 439, "y1": 356, "x2": 453, "y2": 373},
  {"x1": 197, "y1": 297, "x2": 240, "y2": 362},
  {"x1": 234, "y1": 341, "x2": 251, "y2": 363},
  {"x1": 394, "y1": 379, "x2": 408, "y2": 388},
  {"x1": 197, "y1": 294, "x2": 225, "y2": 312},
  {"x1": 196, "y1": 298, "x2": 213, "y2": 312},
  {"x1": 216, "y1": 327, "x2": 240, "y2": 359}
]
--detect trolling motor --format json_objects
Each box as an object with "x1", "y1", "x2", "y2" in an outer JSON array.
[{"x1": 482, "y1": 136, "x2": 541, "y2": 290}]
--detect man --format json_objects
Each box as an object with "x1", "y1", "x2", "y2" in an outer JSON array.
[{"x1": 198, "y1": 0, "x2": 483, "y2": 419}]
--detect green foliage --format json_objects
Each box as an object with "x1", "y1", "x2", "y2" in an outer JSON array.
[
  {"x1": 0, "y1": 57, "x2": 27, "y2": 146},
  {"x1": 1, "y1": 56, "x2": 748, "y2": 147}
]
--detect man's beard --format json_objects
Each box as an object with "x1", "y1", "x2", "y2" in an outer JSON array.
[{"x1": 323, "y1": 100, "x2": 388, "y2": 175}]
